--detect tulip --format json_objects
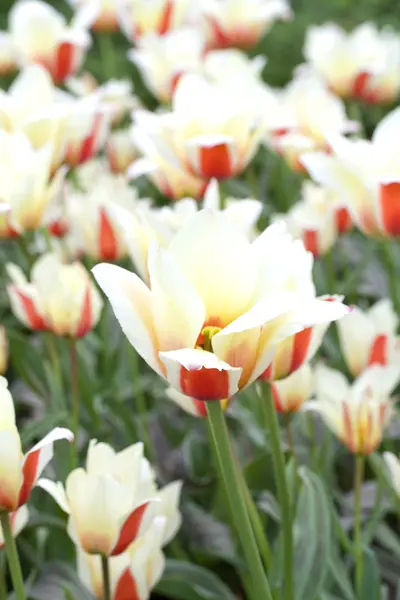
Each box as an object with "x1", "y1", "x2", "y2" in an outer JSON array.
[
  {"x1": 68, "y1": 0, "x2": 119, "y2": 32},
  {"x1": 0, "y1": 131, "x2": 65, "y2": 238},
  {"x1": 303, "y1": 22, "x2": 400, "y2": 104},
  {"x1": 65, "y1": 175, "x2": 140, "y2": 261},
  {"x1": 271, "y1": 363, "x2": 313, "y2": 413},
  {"x1": 0, "y1": 33, "x2": 17, "y2": 76},
  {"x1": 130, "y1": 121, "x2": 207, "y2": 200},
  {"x1": 303, "y1": 107, "x2": 400, "y2": 237},
  {"x1": 118, "y1": 0, "x2": 192, "y2": 42},
  {"x1": 68, "y1": 77, "x2": 139, "y2": 126},
  {"x1": 203, "y1": 49, "x2": 267, "y2": 84},
  {"x1": 383, "y1": 452, "x2": 400, "y2": 496},
  {"x1": 201, "y1": 0, "x2": 292, "y2": 50},
  {"x1": 166, "y1": 386, "x2": 230, "y2": 417},
  {"x1": 38, "y1": 441, "x2": 159, "y2": 556},
  {"x1": 106, "y1": 129, "x2": 139, "y2": 174},
  {"x1": 0, "y1": 65, "x2": 71, "y2": 171},
  {"x1": 7, "y1": 253, "x2": 103, "y2": 337},
  {"x1": 77, "y1": 517, "x2": 167, "y2": 599},
  {"x1": 305, "y1": 364, "x2": 400, "y2": 455},
  {"x1": 133, "y1": 74, "x2": 264, "y2": 180},
  {"x1": 267, "y1": 74, "x2": 357, "y2": 172},
  {"x1": 279, "y1": 182, "x2": 348, "y2": 257},
  {"x1": 0, "y1": 506, "x2": 29, "y2": 549},
  {"x1": 0, "y1": 326, "x2": 8, "y2": 375},
  {"x1": 337, "y1": 299, "x2": 400, "y2": 377},
  {"x1": 63, "y1": 96, "x2": 112, "y2": 167},
  {"x1": 93, "y1": 211, "x2": 349, "y2": 403},
  {"x1": 129, "y1": 28, "x2": 205, "y2": 104},
  {"x1": 9, "y1": 0, "x2": 91, "y2": 84},
  {"x1": 0, "y1": 377, "x2": 73, "y2": 512}
]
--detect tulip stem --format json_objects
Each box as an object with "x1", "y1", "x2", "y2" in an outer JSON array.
[
  {"x1": 205, "y1": 402, "x2": 273, "y2": 600},
  {"x1": 101, "y1": 555, "x2": 111, "y2": 600},
  {"x1": 69, "y1": 338, "x2": 79, "y2": 468},
  {"x1": 0, "y1": 553, "x2": 7, "y2": 600},
  {"x1": 259, "y1": 383, "x2": 293, "y2": 600},
  {"x1": 381, "y1": 240, "x2": 400, "y2": 315},
  {"x1": 354, "y1": 453, "x2": 365, "y2": 596},
  {"x1": 0, "y1": 512, "x2": 26, "y2": 600}
]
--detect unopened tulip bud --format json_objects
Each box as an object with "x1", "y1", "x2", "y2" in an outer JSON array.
[
  {"x1": 7, "y1": 253, "x2": 103, "y2": 337},
  {"x1": 271, "y1": 363, "x2": 313, "y2": 413},
  {"x1": 106, "y1": 129, "x2": 139, "y2": 174}
]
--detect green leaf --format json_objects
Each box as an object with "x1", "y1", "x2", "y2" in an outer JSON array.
[
  {"x1": 293, "y1": 467, "x2": 331, "y2": 600},
  {"x1": 156, "y1": 559, "x2": 237, "y2": 600},
  {"x1": 360, "y1": 547, "x2": 381, "y2": 600},
  {"x1": 375, "y1": 523, "x2": 400, "y2": 560},
  {"x1": 29, "y1": 562, "x2": 94, "y2": 600},
  {"x1": 328, "y1": 546, "x2": 356, "y2": 600}
]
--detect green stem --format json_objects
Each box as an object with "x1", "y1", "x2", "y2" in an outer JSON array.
[
  {"x1": 205, "y1": 417, "x2": 258, "y2": 600},
  {"x1": 240, "y1": 476, "x2": 271, "y2": 570},
  {"x1": 0, "y1": 513, "x2": 25, "y2": 600},
  {"x1": 99, "y1": 33, "x2": 116, "y2": 80},
  {"x1": 130, "y1": 346, "x2": 154, "y2": 461},
  {"x1": 0, "y1": 552, "x2": 7, "y2": 600},
  {"x1": 306, "y1": 413, "x2": 319, "y2": 472},
  {"x1": 101, "y1": 555, "x2": 111, "y2": 600},
  {"x1": 206, "y1": 402, "x2": 273, "y2": 600},
  {"x1": 381, "y1": 240, "x2": 400, "y2": 315},
  {"x1": 69, "y1": 338, "x2": 79, "y2": 468},
  {"x1": 354, "y1": 454, "x2": 365, "y2": 596},
  {"x1": 259, "y1": 383, "x2": 293, "y2": 600}
]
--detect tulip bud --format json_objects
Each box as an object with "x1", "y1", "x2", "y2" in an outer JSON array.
[
  {"x1": 337, "y1": 299, "x2": 400, "y2": 377},
  {"x1": 271, "y1": 363, "x2": 313, "y2": 413},
  {"x1": 119, "y1": 0, "x2": 191, "y2": 42},
  {"x1": 0, "y1": 377, "x2": 72, "y2": 512},
  {"x1": 7, "y1": 253, "x2": 103, "y2": 337},
  {"x1": 106, "y1": 129, "x2": 139, "y2": 174}
]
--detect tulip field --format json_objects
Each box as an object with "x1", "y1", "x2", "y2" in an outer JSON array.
[{"x1": 2, "y1": 0, "x2": 400, "y2": 598}]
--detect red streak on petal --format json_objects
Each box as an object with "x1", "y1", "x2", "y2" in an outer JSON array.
[
  {"x1": 351, "y1": 72, "x2": 371, "y2": 100},
  {"x1": 303, "y1": 229, "x2": 320, "y2": 256},
  {"x1": 80, "y1": 114, "x2": 103, "y2": 165},
  {"x1": 99, "y1": 208, "x2": 119, "y2": 261},
  {"x1": 197, "y1": 143, "x2": 232, "y2": 179},
  {"x1": 15, "y1": 290, "x2": 47, "y2": 330},
  {"x1": 170, "y1": 71, "x2": 183, "y2": 98},
  {"x1": 259, "y1": 363, "x2": 272, "y2": 381},
  {"x1": 18, "y1": 450, "x2": 40, "y2": 507},
  {"x1": 342, "y1": 403, "x2": 355, "y2": 453},
  {"x1": 193, "y1": 399, "x2": 208, "y2": 417},
  {"x1": 335, "y1": 207, "x2": 352, "y2": 233},
  {"x1": 367, "y1": 334, "x2": 388, "y2": 366},
  {"x1": 179, "y1": 366, "x2": 230, "y2": 401},
  {"x1": 111, "y1": 502, "x2": 149, "y2": 556},
  {"x1": 53, "y1": 42, "x2": 75, "y2": 84},
  {"x1": 158, "y1": 1, "x2": 174, "y2": 34},
  {"x1": 380, "y1": 182, "x2": 400, "y2": 236},
  {"x1": 271, "y1": 384, "x2": 285, "y2": 412},
  {"x1": 74, "y1": 287, "x2": 93, "y2": 338},
  {"x1": 114, "y1": 568, "x2": 141, "y2": 600},
  {"x1": 48, "y1": 218, "x2": 69, "y2": 238},
  {"x1": 289, "y1": 328, "x2": 313, "y2": 374}
]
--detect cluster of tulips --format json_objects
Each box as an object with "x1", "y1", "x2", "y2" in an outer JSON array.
[{"x1": 1, "y1": 0, "x2": 400, "y2": 598}]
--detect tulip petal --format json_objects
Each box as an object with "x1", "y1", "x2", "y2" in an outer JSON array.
[
  {"x1": 148, "y1": 244, "x2": 205, "y2": 352},
  {"x1": 18, "y1": 427, "x2": 73, "y2": 507},
  {"x1": 36, "y1": 478, "x2": 70, "y2": 514},
  {"x1": 380, "y1": 182, "x2": 400, "y2": 236},
  {"x1": 159, "y1": 348, "x2": 242, "y2": 401},
  {"x1": 114, "y1": 568, "x2": 142, "y2": 600},
  {"x1": 186, "y1": 135, "x2": 236, "y2": 179},
  {"x1": 7, "y1": 286, "x2": 48, "y2": 330},
  {"x1": 169, "y1": 210, "x2": 258, "y2": 327},
  {"x1": 111, "y1": 501, "x2": 151, "y2": 556},
  {"x1": 92, "y1": 264, "x2": 161, "y2": 375}
]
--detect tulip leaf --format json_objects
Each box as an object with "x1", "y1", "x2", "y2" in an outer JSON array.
[
  {"x1": 360, "y1": 547, "x2": 381, "y2": 600},
  {"x1": 293, "y1": 467, "x2": 331, "y2": 600},
  {"x1": 156, "y1": 560, "x2": 237, "y2": 600},
  {"x1": 29, "y1": 561, "x2": 94, "y2": 600},
  {"x1": 328, "y1": 546, "x2": 356, "y2": 600}
]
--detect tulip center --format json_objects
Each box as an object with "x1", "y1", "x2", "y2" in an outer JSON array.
[{"x1": 198, "y1": 326, "x2": 222, "y2": 352}]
